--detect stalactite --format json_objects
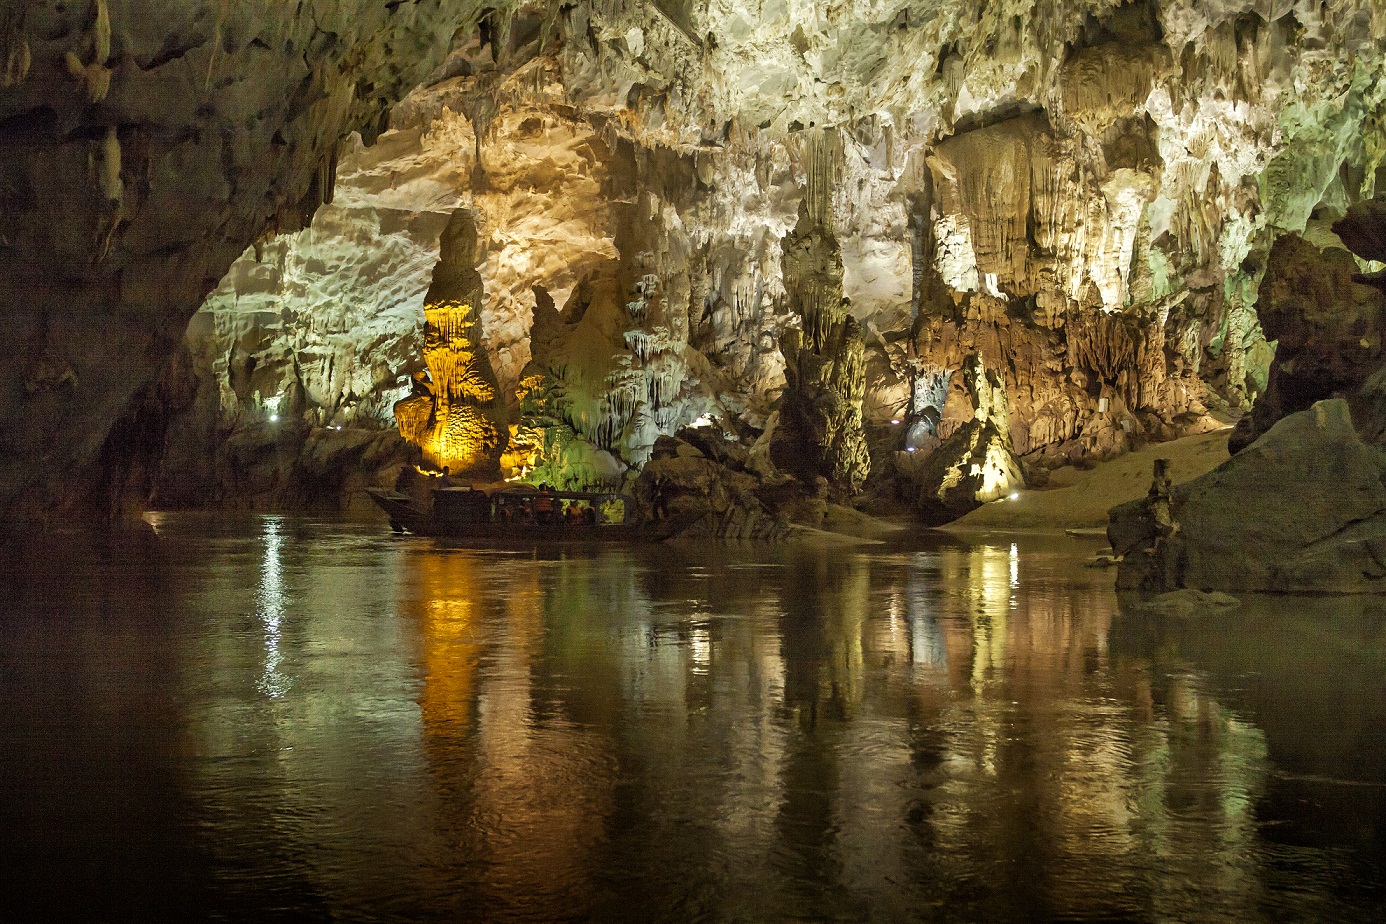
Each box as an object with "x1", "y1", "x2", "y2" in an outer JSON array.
[{"x1": 803, "y1": 128, "x2": 840, "y2": 229}]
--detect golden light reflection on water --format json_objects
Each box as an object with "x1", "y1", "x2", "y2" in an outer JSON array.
[
  {"x1": 411, "y1": 556, "x2": 481, "y2": 740},
  {"x1": 405, "y1": 552, "x2": 615, "y2": 919}
]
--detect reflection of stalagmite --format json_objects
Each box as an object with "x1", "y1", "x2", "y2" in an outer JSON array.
[{"x1": 393, "y1": 208, "x2": 506, "y2": 477}]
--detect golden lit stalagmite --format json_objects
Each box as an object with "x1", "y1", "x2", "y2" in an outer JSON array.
[{"x1": 393, "y1": 207, "x2": 506, "y2": 478}]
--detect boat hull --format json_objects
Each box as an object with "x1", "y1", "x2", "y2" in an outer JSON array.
[{"x1": 366, "y1": 488, "x2": 659, "y2": 543}]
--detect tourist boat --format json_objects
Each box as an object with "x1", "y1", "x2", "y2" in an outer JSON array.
[{"x1": 365, "y1": 484, "x2": 653, "y2": 542}]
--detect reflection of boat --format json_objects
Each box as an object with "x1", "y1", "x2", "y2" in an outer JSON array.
[{"x1": 366, "y1": 485, "x2": 658, "y2": 542}]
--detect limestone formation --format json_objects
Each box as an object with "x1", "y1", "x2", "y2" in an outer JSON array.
[
  {"x1": 1112, "y1": 400, "x2": 1386, "y2": 594},
  {"x1": 635, "y1": 434, "x2": 789, "y2": 541},
  {"x1": 1336, "y1": 199, "x2": 1386, "y2": 265},
  {"x1": 394, "y1": 207, "x2": 506, "y2": 479},
  {"x1": 1229, "y1": 220, "x2": 1386, "y2": 453},
  {"x1": 903, "y1": 352, "x2": 1026, "y2": 522},
  {"x1": 769, "y1": 131, "x2": 871, "y2": 495}
]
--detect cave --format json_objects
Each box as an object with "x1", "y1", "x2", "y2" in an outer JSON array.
[{"x1": 3, "y1": 2, "x2": 1386, "y2": 920}]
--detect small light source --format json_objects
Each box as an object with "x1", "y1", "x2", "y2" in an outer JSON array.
[
  {"x1": 269, "y1": 414, "x2": 279, "y2": 423},
  {"x1": 906, "y1": 447, "x2": 917, "y2": 453},
  {"x1": 1009, "y1": 492, "x2": 1020, "y2": 500},
  {"x1": 890, "y1": 419, "x2": 901, "y2": 425},
  {"x1": 1098, "y1": 397, "x2": 1110, "y2": 413}
]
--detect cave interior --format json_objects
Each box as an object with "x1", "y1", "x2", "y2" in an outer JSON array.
[{"x1": 4, "y1": 0, "x2": 1386, "y2": 590}]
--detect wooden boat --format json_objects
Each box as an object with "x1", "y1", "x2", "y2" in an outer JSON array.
[{"x1": 366, "y1": 484, "x2": 657, "y2": 542}]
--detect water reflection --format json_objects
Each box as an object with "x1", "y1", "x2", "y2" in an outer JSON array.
[
  {"x1": 1, "y1": 520, "x2": 1383, "y2": 922},
  {"x1": 256, "y1": 517, "x2": 290, "y2": 698}
]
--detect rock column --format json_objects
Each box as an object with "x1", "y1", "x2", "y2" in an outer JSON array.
[{"x1": 769, "y1": 129, "x2": 871, "y2": 494}]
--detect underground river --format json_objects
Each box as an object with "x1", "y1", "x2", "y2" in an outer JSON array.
[{"x1": 2, "y1": 515, "x2": 1383, "y2": 922}]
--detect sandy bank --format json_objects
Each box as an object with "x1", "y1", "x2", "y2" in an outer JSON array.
[{"x1": 940, "y1": 429, "x2": 1232, "y2": 533}]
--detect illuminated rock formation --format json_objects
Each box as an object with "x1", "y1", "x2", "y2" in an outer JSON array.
[
  {"x1": 905, "y1": 352, "x2": 1026, "y2": 522},
  {"x1": 395, "y1": 208, "x2": 505, "y2": 479}
]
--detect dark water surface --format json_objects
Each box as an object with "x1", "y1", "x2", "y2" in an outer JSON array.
[{"x1": 2, "y1": 515, "x2": 1384, "y2": 923}]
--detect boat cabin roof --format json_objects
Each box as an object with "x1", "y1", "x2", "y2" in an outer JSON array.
[{"x1": 435, "y1": 485, "x2": 630, "y2": 503}]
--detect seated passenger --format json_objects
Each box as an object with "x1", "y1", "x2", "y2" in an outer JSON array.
[{"x1": 534, "y1": 488, "x2": 556, "y2": 522}]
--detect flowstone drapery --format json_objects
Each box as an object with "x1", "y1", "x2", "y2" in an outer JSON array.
[{"x1": 394, "y1": 208, "x2": 505, "y2": 478}]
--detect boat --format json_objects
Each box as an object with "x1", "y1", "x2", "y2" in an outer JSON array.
[{"x1": 366, "y1": 483, "x2": 659, "y2": 542}]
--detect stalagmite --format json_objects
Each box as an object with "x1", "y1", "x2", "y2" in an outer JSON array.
[
  {"x1": 770, "y1": 128, "x2": 871, "y2": 494},
  {"x1": 904, "y1": 352, "x2": 1026, "y2": 522},
  {"x1": 392, "y1": 208, "x2": 506, "y2": 479}
]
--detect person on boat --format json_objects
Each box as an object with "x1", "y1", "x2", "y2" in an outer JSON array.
[
  {"x1": 565, "y1": 502, "x2": 586, "y2": 527},
  {"x1": 438, "y1": 466, "x2": 455, "y2": 487},
  {"x1": 534, "y1": 483, "x2": 557, "y2": 522}
]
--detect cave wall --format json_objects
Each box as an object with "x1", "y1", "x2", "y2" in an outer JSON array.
[{"x1": 0, "y1": 0, "x2": 497, "y2": 519}]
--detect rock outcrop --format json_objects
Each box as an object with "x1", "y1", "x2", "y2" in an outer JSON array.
[
  {"x1": 635, "y1": 434, "x2": 790, "y2": 541},
  {"x1": 1112, "y1": 400, "x2": 1386, "y2": 594}
]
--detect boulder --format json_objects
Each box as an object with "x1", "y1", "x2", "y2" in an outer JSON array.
[{"x1": 1112, "y1": 399, "x2": 1386, "y2": 593}]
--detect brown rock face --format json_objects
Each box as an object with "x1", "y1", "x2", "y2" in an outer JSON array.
[{"x1": 1229, "y1": 231, "x2": 1386, "y2": 453}]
